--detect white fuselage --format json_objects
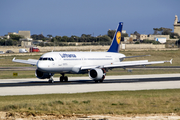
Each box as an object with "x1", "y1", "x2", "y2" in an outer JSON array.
[{"x1": 37, "y1": 51, "x2": 126, "y2": 73}]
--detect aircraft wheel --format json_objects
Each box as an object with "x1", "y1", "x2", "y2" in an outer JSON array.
[
  {"x1": 99, "y1": 75, "x2": 105, "y2": 83},
  {"x1": 60, "y1": 76, "x2": 64, "y2": 82},
  {"x1": 99, "y1": 80, "x2": 103, "y2": 83},
  {"x1": 49, "y1": 78, "x2": 54, "y2": 83},
  {"x1": 64, "y1": 76, "x2": 68, "y2": 82},
  {"x1": 95, "y1": 80, "x2": 98, "y2": 83}
]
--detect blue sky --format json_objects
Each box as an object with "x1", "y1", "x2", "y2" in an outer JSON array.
[{"x1": 0, "y1": 0, "x2": 180, "y2": 37}]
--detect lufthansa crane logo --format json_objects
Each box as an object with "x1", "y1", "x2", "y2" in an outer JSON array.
[{"x1": 116, "y1": 31, "x2": 121, "y2": 44}]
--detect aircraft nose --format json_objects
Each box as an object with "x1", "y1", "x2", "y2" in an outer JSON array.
[{"x1": 37, "y1": 61, "x2": 45, "y2": 70}]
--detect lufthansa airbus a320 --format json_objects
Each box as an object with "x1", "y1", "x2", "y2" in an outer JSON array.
[{"x1": 13, "y1": 22, "x2": 172, "y2": 83}]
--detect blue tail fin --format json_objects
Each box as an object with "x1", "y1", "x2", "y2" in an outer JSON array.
[{"x1": 107, "y1": 22, "x2": 123, "y2": 53}]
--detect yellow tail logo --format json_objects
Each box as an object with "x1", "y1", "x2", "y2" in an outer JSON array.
[{"x1": 116, "y1": 31, "x2": 121, "y2": 44}]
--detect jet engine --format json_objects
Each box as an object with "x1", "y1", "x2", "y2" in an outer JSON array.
[
  {"x1": 35, "y1": 69, "x2": 51, "y2": 79},
  {"x1": 88, "y1": 68, "x2": 105, "y2": 80}
]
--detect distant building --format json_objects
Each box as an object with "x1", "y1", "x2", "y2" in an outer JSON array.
[
  {"x1": 7, "y1": 31, "x2": 33, "y2": 47},
  {"x1": 122, "y1": 30, "x2": 126, "y2": 34},
  {"x1": 0, "y1": 36, "x2": 3, "y2": 39},
  {"x1": 8, "y1": 32, "x2": 17, "y2": 35},
  {"x1": 147, "y1": 34, "x2": 170, "y2": 40},
  {"x1": 32, "y1": 40, "x2": 43, "y2": 45},
  {"x1": 18, "y1": 31, "x2": 30, "y2": 38},
  {"x1": 19, "y1": 38, "x2": 33, "y2": 41},
  {"x1": 21, "y1": 41, "x2": 32, "y2": 47},
  {"x1": 0, "y1": 35, "x2": 10, "y2": 39},
  {"x1": 123, "y1": 37, "x2": 130, "y2": 43},
  {"x1": 174, "y1": 15, "x2": 180, "y2": 36},
  {"x1": 139, "y1": 34, "x2": 147, "y2": 40},
  {"x1": 130, "y1": 34, "x2": 137, "y2": 40},
  {"x1": 129, "y1": 34, "x2": 169, "y2": 43},
  {"x1": 8, "y1": 31, "x2": 31, "y2": 38}
]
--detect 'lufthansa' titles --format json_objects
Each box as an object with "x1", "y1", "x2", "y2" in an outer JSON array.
[{"x1": 59, "y1": 53, "x2": 77, "y2": 58}]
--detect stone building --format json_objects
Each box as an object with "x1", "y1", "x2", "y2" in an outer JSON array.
[
  {"x1": 147, "y1": 34, "x2": 170, "y2": 40},
  {"x1": 130, "y1": 34, "x2": 170, "y2": 41},
  {"x1": 18, "y1": 31, "x2": 30, "y2": 38},
  {"x1": 8, "y1": 31, "x2": 30, "y2": 38},
  {"x1": 21, "y1": 41, "x2": 32, "y2": 47},
  {"x1": 174, "y1": 15, "x2": 180, "y2": 35},
  {"x1": 130, "y1": 34, "x2": 137, "y2": 40},
  {"x1": 140, "y1": 34, "x2": 147, "y2": 40}
]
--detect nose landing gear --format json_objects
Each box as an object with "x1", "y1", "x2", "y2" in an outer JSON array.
[
  {"x1": 48, "y1": 73, "x2": 68, "y2": 83},
  {"x1": 48, "y1": 75, "x2": 54, "y2": 83}
]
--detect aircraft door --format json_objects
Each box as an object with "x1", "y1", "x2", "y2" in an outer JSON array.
[
  {"x1": 53, "y1": 57, "x2": 63, "y2": 72},
  {"x1": 57, "y1": 58, "x2": 63, "y2": 67}
]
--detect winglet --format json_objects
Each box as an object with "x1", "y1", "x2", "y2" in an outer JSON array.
[
  {"x1": 170, "y1": 59, "x2": 173, "y2": 64},
  {"x1": 12, "y1": 57, "x2": 16, "y2": 61},
  {"x1": 165, "y1": 59, "x2": 173, "y2": 64}
]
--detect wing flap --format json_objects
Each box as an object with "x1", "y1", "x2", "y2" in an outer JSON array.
[{"x1": 12, "y1": 57, "x2": 38, "y2": 66}]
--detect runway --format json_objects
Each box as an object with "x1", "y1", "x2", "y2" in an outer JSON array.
[{"x1": 0, "y1": 73, "x2": 180, "y2": 96}]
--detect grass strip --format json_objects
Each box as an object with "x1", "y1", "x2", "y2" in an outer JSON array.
[{"x1": 1, "y1": 89, "x2": 180, "y2": 115}]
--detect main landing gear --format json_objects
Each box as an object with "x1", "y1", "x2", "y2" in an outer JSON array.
[
  {"x1": 60, "y1": 73, "x2": 68, "y2": 82},
  {"x1": 94, "y1": 75, "x2": 105, "y2": 83}
]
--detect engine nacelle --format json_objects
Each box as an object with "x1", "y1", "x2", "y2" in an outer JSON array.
[
  {"x1": 88, "y1": 68, "x2": 105, "y2": 80},
  {"x1": 35, "y1": 69, "x2": 51, "y2": 79}
]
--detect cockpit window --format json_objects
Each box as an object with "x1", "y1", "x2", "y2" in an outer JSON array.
[
  {"x1": 119, "y1": 58, "x2": 124, "y2": 62},
  {"x1": 39, "y1": 57, "x2": 54, "y2": 61},
  {"x1": 43, "y1": 58, "x2": 48, "y2": 60},
  {"x1": 39, "y1": 57, "x2": 43, "y2": 60}
]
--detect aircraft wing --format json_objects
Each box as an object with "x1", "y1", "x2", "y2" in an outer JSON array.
[
  {"x1": 80, "y1": 65, "x2": 101, "y2": 70},
  {"x1": 12, "y1": 57, "x2": 38, "y2": 66},
  {"x1": 81, "y1": 59, "x2": 172, "y2": 70},
  {"x1": 103, "y1": 59, "x2": 172, "y2": 68}
]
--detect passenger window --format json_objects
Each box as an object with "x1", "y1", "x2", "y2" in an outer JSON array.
[{"x1": 48, "y1": 58, "x2": 51, "y2": 61}]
